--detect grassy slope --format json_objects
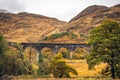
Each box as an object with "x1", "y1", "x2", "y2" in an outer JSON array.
[{"x1": 66, "y1": 59, "x2": 107, "y2": 77}]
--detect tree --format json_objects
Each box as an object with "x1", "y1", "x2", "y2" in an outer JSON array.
[
  {"x1": 0, "y1": 33, "x2": 31, "y2": 76},
  {"x1": 86, "y1": 19, "x2": 120, "y2": 79},
  {"x1": 0, "y1": 52, "x2": 31, "y2": 75},
  {"x1": 0, "y1": 33, "x2": 9, "y2": 56},
  {"x1": 38, "y1": 59, "x2": 51, "y2": 77},
  {"x1": 50, "y1": 53, "x2": 78, "y2": 78},
  {"x1": 38, "y1": 52, "x2": 44, "y2": 75}
]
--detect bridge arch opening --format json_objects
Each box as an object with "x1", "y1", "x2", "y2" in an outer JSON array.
[
  {"x1": 41, "y1": 47, "x2": 54, "y2": 59},
  {"x1": 58, "y1": 47, "x2": 70, "y2": 58},
  {"x1": 73, "y1": 47, "x2": 87, "y2": 59},
  {"x1": 23, "y1": 47, "x2": 39, "y2": 64}
]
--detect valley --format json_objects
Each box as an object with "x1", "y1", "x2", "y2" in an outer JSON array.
[{"x1": 0, "y1": 3, "x2": 120, "y2": 80}]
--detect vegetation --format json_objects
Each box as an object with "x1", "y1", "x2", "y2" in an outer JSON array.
[
  {"x1": 0, "y1": 33, "x2": 9, "y2": 56},
  {"x1": 1, "y1": 19, "x2": 120, "y2": 79},
  {"x1": 80, "y1": 33, "x2": 88, "y2": 38},
  {"x1": 70, "y1": 33, "x2": 78, "y2": 39},
  {"x1": 67, "y1": 59, "x2": 107, "y2": 77},
  {"x1": 86, "y1": 19, "x2": 120, "y2": 79},
  {"x1": 37, "y1": 52, "x2": 51, "y2": 77},
  {"x1": 41, "y1": 48, "x2": 54, "y2": 60},
  {"x1": 50, "y1": 53, "x2": 78, "y2": 78},
  {"x1": 73, "y1": 48, "x2": 87, "y2": 59},
  {"x1": 37, "y1": 52, "x2": 78, "y2": 78},
  {"x1": 0, "y1": 33, "x2": 32, "y2": 77},
  {"x1": 38, "y1": 48, "x2": 53, "y2": 77},
  {"x1": 0, "y1": 4, "x2": 119, "y2": 79},
  {"x1": 43, "y1": 31, "x2": 78, "y2": 40},
  {"x1": 58, "y1": 48, "x2": 70, "y2": 58}
]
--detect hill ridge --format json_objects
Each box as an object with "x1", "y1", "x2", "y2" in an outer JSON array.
[{"x1": 0, "y1": 4, "x2": 119, "y2": 43}]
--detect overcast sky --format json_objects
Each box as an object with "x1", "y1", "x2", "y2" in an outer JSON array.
[{"x1": 0, "y1": 0, "x2": 120, "y2": 21}]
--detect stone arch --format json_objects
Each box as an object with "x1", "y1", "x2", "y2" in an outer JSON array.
[
  {"x1": 57, "y1": 46, "x2": 70, "y2": 52},
  {"x1": 40, "y1": 47, "x2": 54, "y2": 59},
  {"x1": 23, "y1": 46, "x2": 39, "y2": 64},
  {"x1": 57, "y1": 47, "x2": 70, "y2": 58},
  {"x1": 73, "y1": 47, "x2": 89, "y2": 59},
  {"x1": 40, "y1": 46, "x2": 55, "y2": 52}
]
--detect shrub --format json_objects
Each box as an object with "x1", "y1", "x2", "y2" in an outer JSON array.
[
  {"x1": 50, "y1": 53, "x2": 78, "y2": 78},
  {"x1": 71, "y1": 33, "x2": 77, "y2": 39}
]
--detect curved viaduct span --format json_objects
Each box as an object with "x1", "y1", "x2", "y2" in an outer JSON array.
[{"x1": 8, "y1": 42, "x2": 89, "y2": 53}]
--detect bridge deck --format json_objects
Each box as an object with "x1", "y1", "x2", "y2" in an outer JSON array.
[{"x1": 8, "y1": 42, "x2": 86, "y2": 45}]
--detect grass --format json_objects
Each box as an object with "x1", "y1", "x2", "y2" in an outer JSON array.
[
  {"x1": 66, "y1": 59, "x2": 107, "y2": 77},
  {"x1": 13, "y1": 59, "x2": 112, "y2": 80},
  {"x1": 13, "y1": 77, "x2": 113, "y2": 80}
]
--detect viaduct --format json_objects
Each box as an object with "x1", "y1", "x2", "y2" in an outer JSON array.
[{"x1": 8, "y1": 42, "x2": 89, "y2": 54}]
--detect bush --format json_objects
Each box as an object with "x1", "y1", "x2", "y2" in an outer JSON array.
[
  {"x1": 0, "y1": 52, "x2": 33, "y2": 76},
  {"x1": 80, "y1": 33, "x2": 87, "y2": 38},
  {"x1": 38, "y1": 59, "x2": 51, "y2": 76},
  {"x1": 71, "y1": 33, "x2": 77, "y2": 39},
  {"x1": 42, "y1": 31, "x2": 78, "y2": 40},
  {"x1": 0, "y1": 75, "x2": 13, "y2": 80},
  {"x1": 50, "y1": 53, "x2": 78, "y2": 78}
]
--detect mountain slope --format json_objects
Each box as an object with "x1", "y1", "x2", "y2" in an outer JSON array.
[
  {"x1": 0, "y1": 12, "x2": 67, "y2": 42},
  {"x1": 0, "y1": 4, "x2": 120, "y2": 43},
  {"x1": 70, "y1": 5, "x2": 108, "y2": 22},
  {"x1": 62, "y1": 4, "x2": 120, "y2": 43}
]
